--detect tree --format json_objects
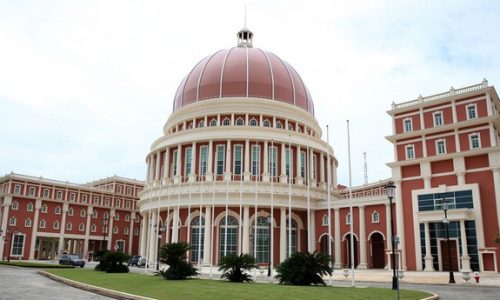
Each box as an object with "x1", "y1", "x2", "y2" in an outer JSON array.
[
  {"x1": 95, "y1": 251, "x2": 129, "y2": 273},
  {"x1": 158, "y1": 242, "x2": 198, "y2": 280},
  {"x1": 275, "y1": 251, "x2": 332, "y2": 286},
  {"x1": 218, "y1": 253, "x2": 257, "y2": 282}
]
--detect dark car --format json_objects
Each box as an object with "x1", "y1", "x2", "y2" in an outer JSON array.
[
  {"x1": 59, "y1": 254, "x2": 85, "y2": 268},
  {"x1": 127, "y1": 255, "x2": 141, "y2": 267}
]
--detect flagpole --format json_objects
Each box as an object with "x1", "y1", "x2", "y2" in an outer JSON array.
[
  {"x1": 197, "y1": 177, "x2": 203, "y2": 269},
  {"x1": 326, "y1": 125, "x2": 332, "y2": 286},
  {"x1": 270, "y1": 138, "x2": 274, "y2": 280},
  {"x1": 347, "y1": 120, "x2": 355, "y2": 287},
  {"x1": 288, "y1": 134, "x2": 292, "y2": 257}
]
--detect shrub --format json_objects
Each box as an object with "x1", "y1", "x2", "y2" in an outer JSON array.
[
  {"x1": 276, "y1": 251, "x2": 332, "y2": 286},
  {"x1": 158, "y1": 242, "x2": 198, "y2": 280},
  {"x1": 218, "y1": 253, "x2": 256, "y2": 282},
  {"x1": 95, "y1": 251, "x2": 129, "y2": 273}
]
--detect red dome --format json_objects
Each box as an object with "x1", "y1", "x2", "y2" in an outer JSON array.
[{"x1": 173, "y1": 46, "x2": 314, "y2": 115}]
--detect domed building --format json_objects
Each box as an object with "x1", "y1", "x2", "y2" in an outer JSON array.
[{"x1": 138, "y1": 28, "x2": 342, "y2": 271}]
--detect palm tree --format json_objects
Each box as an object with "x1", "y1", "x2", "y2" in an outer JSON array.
[
  {"x1": 218, "y1": 253, "x2": 257, "y2": 282},
  {"x1": 158, "y1": 242, "x2": 198, "y2": 280},
  {"x1": 276, "y1": 251, "x2": 332, "y2": 286}
]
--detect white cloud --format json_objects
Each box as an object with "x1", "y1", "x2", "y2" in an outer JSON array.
[{"x1": 1, "y1": 0, "x2": 499, "y2": 185}]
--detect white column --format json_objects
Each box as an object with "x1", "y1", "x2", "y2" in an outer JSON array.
[
  {"x1": 140, "y1": 213, "x2": 147, "y2": 256},
  {"x1": 28, "y1": 199, "x2": 42, "y2": 259},
  {"x1": 149, "y1": 155, "x2": 155, "y2": 183},
  {"x1": 225, "y1": 140, "x2": 231, "y2": 181},
  {"x1": 334, "y1": 208, "x2": 341, "y2": 269},
  {"x1": 244, "y1": 139, "x2": 250, "y2": 181},
  {"x1": 164, "y1": 147, "x2": 170, "y2": 180},
  {"x1": 309, "y1": 210, "x2": 316, "y2": 252},
  {"x1": 108, "y1": 209, "x2": 115, "y2": 250},
  {"x1": 451, "y1": 100, "x2": 457, "y2": 123},
  {"x1": 0, "y1": 196, "x2": 12, "y2": 259},
  {"x1": 58, "y1": 203, "x2": 69, "y2": 257},
  {"x1": 423, "y1": 222, "x2": 434, "y2": 271},
  {"x1": 263, "y1": 140, "x2": 269, "y2": 181},
  {"x1": 172, "y1": 208, "x2": 179, "y2": 242},
  {"x1": 460, "y1": 220, "x2": 471, "y2": 272},
  {"x1": 128, "y1": 212, "x2": 135, "y2": 254},
  {"x1": 146, "y1": 156, "x2": 151, "y2": 182},
  {"x1": 191, "y1": 142, "x2": 197, "y2": 178},
  {"x1": 203, "y1": 205, "x2": 212, "y2": 265},
  {"x1": 280, "y1": 142, "x2": 287, "y2": 183},
  {"x1": 242, "y1": 206, "x2": 250, "y2": 254},
  {"x1": 357, "y1": 205, "x2": 367, "y2": 269},
  {"x1": 395, "y1": 180, "x2": 406, "y2": 270},
  {"x1": 207, "y1": 140, "x2": 214, "y2": 181},
  {"x1": 148, "y1": 212, "x2": 157, "y2": 263},
  {"x1": 155, "y1": 150, "x2": 161, "y2": 180},
  {"x1": 280, "y1": 207, "x2": 286, "y2": 262},
  {"x1": 83, "y1": 206, "x2": 93, "y2": 259},
  {"x1": 320, "y1": 152, "x2": 325, "y2": 188},
  {"x1": 296, "y1": 145, "x2": 302, "y2": 184},
  {"x1": 490, "y1": 123, "x2": 498, "y2": 147},
  {"x1": 176, "y1": 144, "x2": 182, "y2": 181}
]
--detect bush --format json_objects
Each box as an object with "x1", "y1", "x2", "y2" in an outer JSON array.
[
  {"x1": 95, "y1": 251, "x2": 129, "y2": 273},
  {"x1": 218, "y1": 253, "x2": 256, "y2": 282},
  {"x1": 158, "y1": 242, "x2": 198, "y2": 280},
  {"x1": 276, "y1": 251, "x2": 332, "y2": 286}
]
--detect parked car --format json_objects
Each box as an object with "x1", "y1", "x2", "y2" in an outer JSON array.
[
  {"x1": 127, "y1": 255, "x2": 141, "y2": 266},
  {"x1": 137, "y1": 256, "x2": 147, "y2": 268},
  {"x1": 59, "y1": 254, "x2": 85, "y2": 268}
]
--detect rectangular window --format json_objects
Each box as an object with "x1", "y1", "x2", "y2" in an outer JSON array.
[
  {"x1": 436, "y1": 140, "x2": 446, "y2": 155},
  {"x1": 300, "y1": 151, "x2": 306, "y2": 178},
  {"x1": 43, "y1": 189, "x2": 49, "y2": 198},
  {"x1": 56, "y1": 191, "x2": 63, "y2": 200},
  {"x1": 405, "y1": 145, "x2": 415, "y2": 159},
  {"x1": 11, "y1": 234, "x2": 25, "y2": 256},
  {"x1": 467, "y1": 104, "x2": 477, "y2": 119},
  {"x1": 28, "y1": 187, "x2": 35, "y2": 196},
  {"x1": 470, "y1": 134, "x2": 481, "y2": 149},
  {"x1": 433, "y1": 111, "x2": 443, "y2": 126},
  {"x1": 14, "y1": 185, "x2": 21, "y2": 194},
  {"x1": 185, "y1": 147, "x2": 192, "y2": 176},
  {"x1": 251, "y1": 145, "x2": 260, "y2": 176},
  {"x1": 82, "y1": 195, "x2": 87, "y2": 203},
  {"x1": 285, "y1": 148, "x2": 291, "y2": 177},
  {"x1": 403, "y1": 118, "x2": 412, "y2": 132},
  {"x1": 233, "y1": 145, "x2": 242, "y2": 175},
  {"x1": 69, "y1": 193, "x2": 75, "y2": 201},
  {"x1": 116, "y1": 240, "x2": 125, "y2": 252},
  {"x1": 172, "y1": 150, "x2": 178, "y2": 177},
  {"x1": 216, "y1": 145, "x2": 225, "y2": 175},
  {"x1": 126, "y1": 201, "x2": 131, "y2": 209},
  {"x1": 269, "y1": 146, "x2": 277, "y2": 177},
  {"x1": 199, "y1": 146, "x2": 208, "y2": 176}
]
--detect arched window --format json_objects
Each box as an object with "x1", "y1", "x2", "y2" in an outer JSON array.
[
  {"x1": 125, "y1": 214, "x2": 130, "y2": 222},
  {"x1": 288, "y1": 123, "x2": 294, "y2": 131},
  {"x1": 252, "y1": 216, "x2": 271, "y2": 263},
  {"x1": 286, "y1": 219, "x2": 298, "y2": 255},
  {"x1": 39, "y1": 219, "x2": 46, "y2": 228},
  {"x1": 190, "y1": 216, "x2": 205, "y2": 262},
  {"x1": 80, "y1": 209, "x2": 86, "y2": 217},
  {"x1": 322, "y1": 215, "x2": 329, "y2": 226},
  {"x1": 114, "y1": 213, "x2": 120, "y2": 221},
  {"x1": 79, "y1": 223, "x2": 85, "y2": 232},
  {"x1": 27, "y1": 203, "x2": 34, "y2": 212},
  {"x1": 219, "y1": 216, "x2": 239, "y2": 259},
  {"x1": 198, "y1": 120, "x2": 205, "y2": 128},
  {"x1": 263, "y1": 120, "x2": 270, "y2": 127},
  {"x1": 41, "y1": 204, "x2": 48, "y2": 213},
  {"x1": 276, "y1": 121, "x2": 283, "y2": 129},
  {"x1": 371, "y1": 211, "x2": 380, "y2": 223},
  {"x1": 113, "y1": 226, "x2": 118, "y2": 234},
  {"x1": 235, "y1": 118, "x2": 244, "y2": 126},
  {"x1": 134, "y1": 228, "x2": 139, "y2": 236},
  {"x1": 249, "y1": 118, "x2": 258, "y2": 126},
  {"x1": 104, "y1": 212, "x2": 109, "y2": 220},
  {"x1": 209, "y1": 119, "x2": 217, "y2": 127},
  {"x1": 92, "y1": 210, "x2": 98, "y2": 219},
  {"x1": 188, "y1": 122, "x2": 193, "y2": 129},
  {"x1": 222, "y1": 118, "x2": 230, "y2": 126},
  {"x1": 53, "y1": 220, "x2": 60, "y2": 230},
  {"x1": 11, "y1": 201, "x2": 19, "y2": 210},
  {"x1": 68, "y1": 207, "x2": 74, "y2": 216},
  {"x1": 346, "y1": 213, "x2": 351, "y2": 225},
  {"x1": 25, "y1": 218, "x2": 32, "y2": 227},
  {"x1": 124, "y1": 227, "x2": 129, "y2": 235},
  {"x1": 54, "y1": 206, "x2": 61, "y2": 214},
  {"x1": 9, "y1": 217, "x2": 16, "y2": 226},
  {"x1": 91, "y1": 224, "x2": 97, "y2": 232},
  {"x1": 66, "y1": 222, "x2": 72, "y2": 231}
]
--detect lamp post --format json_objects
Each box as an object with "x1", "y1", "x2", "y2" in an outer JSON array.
[
  {"x1": 102, "y1": 214, "x2": 109, "y2": 250},
  {"x1": 267, "y1": 215, "x2": 272, "y2": 277},
  {"x1": 439, "y1": 197, "x2": 456, "y2": 284},
  {"x1": 156, "y1": 225, "x2": 164, "y2": 271},
  {"x1": 384, "y1": 181, "x2": 398, "y2": 291}
]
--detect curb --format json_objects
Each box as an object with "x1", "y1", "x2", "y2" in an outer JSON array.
[{"x1": 38, "y1": 270, "x2": 156, "y2": 300}]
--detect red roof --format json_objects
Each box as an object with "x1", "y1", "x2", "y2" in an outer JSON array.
[{"x1": 173, "y1": 47, "x2": 314, "y2": 115}]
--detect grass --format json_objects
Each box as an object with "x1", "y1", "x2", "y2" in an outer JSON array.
[
  {"x1": 0, "y1": 261, "x2": 75, "y2": 269},
  {"x1": 47, "y1": 269, "x2": 432, "y2": 300}
]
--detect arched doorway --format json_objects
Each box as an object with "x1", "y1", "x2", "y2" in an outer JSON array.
[
  {"x1": 320, "y1": 235, "x2": 334, "y2": 264},
  {"x1": 370, "y1": 232, "x2": 385, "y2": 268},
  {"x1": 344, "y1": 234, "x2": 358, "y2": 268}
]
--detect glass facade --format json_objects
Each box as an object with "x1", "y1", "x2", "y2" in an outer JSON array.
[{"x1": 191, "y1": 216, "x2": 205, "y2": 262}]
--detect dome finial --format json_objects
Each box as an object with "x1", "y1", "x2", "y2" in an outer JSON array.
[{"x1": 237, "y1": 6, "x2": 253, "y2": 47}]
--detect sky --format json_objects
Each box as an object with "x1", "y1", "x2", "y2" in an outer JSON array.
[{"x1": 1, "y1": 0, "x2": 499, "y2": 187}]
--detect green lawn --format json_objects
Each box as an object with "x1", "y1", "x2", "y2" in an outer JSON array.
[{"x1": 47, "y1": 269, "x2": 432, "y2": 300}]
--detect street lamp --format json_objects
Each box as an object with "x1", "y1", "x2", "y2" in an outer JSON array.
[
  {"x1": 384, "y1": 181, "x2": 398, "y2": 291},
  {"x1": 102, "y1": 214, "x2": 109, "y2": 250},
  {"x1": 439, "y1": 197, "x2": 456, "y2": 284},
  {"x1": 156, "y1": 225, "x2": 165, "y2": 271},
  {"x1": 267, "y1": 215, "x2": 272, "y2": 277}
]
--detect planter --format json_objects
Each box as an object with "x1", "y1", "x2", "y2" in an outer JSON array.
[
  {"x1": 461, "y1": 271, "x2": 471, "y2": 282},
  {"x1": 342, "y1": 268, "x2": 350, "y2": 278}
]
